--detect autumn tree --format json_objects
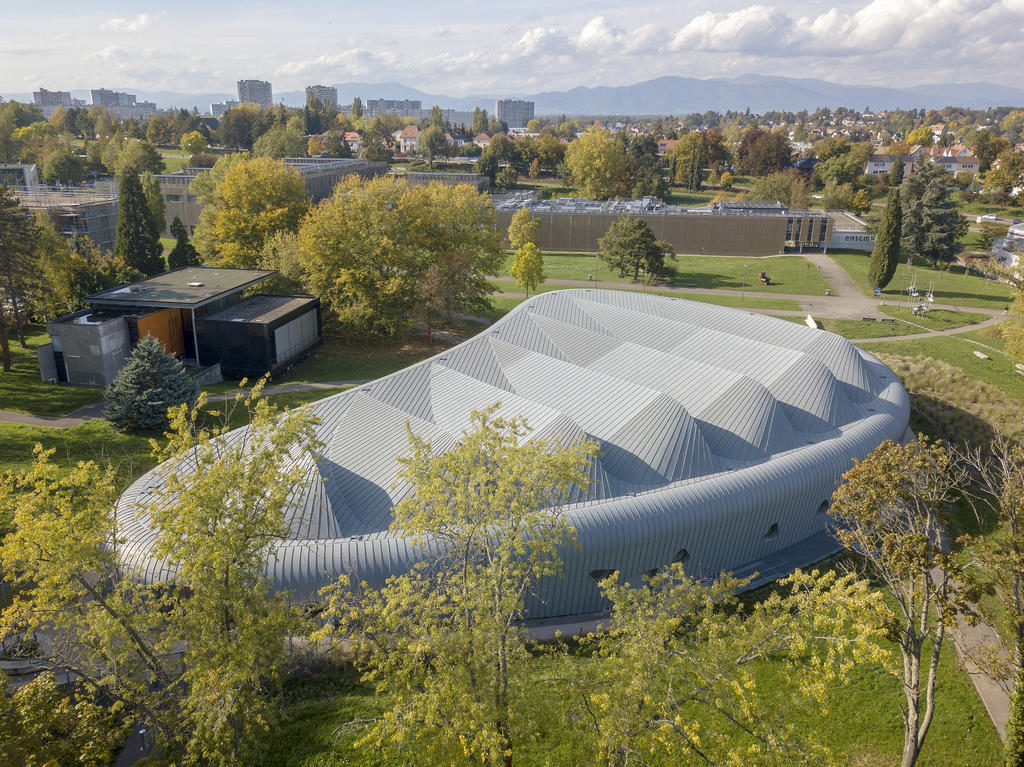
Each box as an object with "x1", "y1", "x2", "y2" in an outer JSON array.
[
  {"x1": 144, "y1": 385, "x2": 320, "y2": 765},
  {"x1": 41, "y1": 146, "x2": 86, "y2": 184},
  {"x1": 297, "y1": 176, "x2": 502, "y2": 335},
  {"x1": 598, "y1": 214, "x2": 675, "y2": 281},
  {"x1": 1, "y1": 385, "x2": 320, "y2": 766},
  {"x1": 113, "y1": 170, "x2": 164, "y2": 276},
  {"x1": 510, "y1": 242, "x2": 545, "y2": 297},
  {"x1": 670, "y1": 131, "x2": 707, "y2": 190},
  {"x1": 180, "y1": 130, "x2": 208, "y2": 156},
  {"x1": 568, "y1": 567, "x2": 884, "y2": 767},
  {"x1": 192, "y1": 155, "x2": 308, "y2": 268},
  {"x1": 253, "y1": 123, "x2": 306, "y2": 159},
  {"x1": 0, "y1": 185, "x2": 38, "y2": 354},
  {"x1": 737, "y1": 127, "x2": 791, "y2": 176},
  {"x1": 868, "y1": 189, "x2": 902, "y2": 289},
  {"x1": 419, "y1": 124, "x2": 449, "y2": 168},
  {"x1": 564, "y1": 127, "x2": 627, "y2": 199},
  {"x1": 0, "y1": 671, "x2": 127, "y2": 767},
  {"x1": 829, "y1": 437, "x2": 973, "y2": 767},
  {"x1": 959, "y1": 436, "x2": 1024, "y2": 767},
  {"x1": 750, "y1": 172, "x2": 809, "y2": 209},
  {"x1": 506, "y1": 207, "x2": 540, "y2": 251},
  {"x1": 315, "y1": 405, "x2": 599, "y2": 767}
]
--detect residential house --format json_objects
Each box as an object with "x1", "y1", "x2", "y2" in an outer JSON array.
[
  {"x1": 656, "y1": 139, "x2": 678, "y2": 156},
  {"x1": 393, "y1": 124, "x2": 420, "y2": 154},
  {"x1": 473, "y1": 132, "x2": 492, "y2": 149},
  {"x1": 865, "y1": 154, "x2": 914, "y2": 176}
]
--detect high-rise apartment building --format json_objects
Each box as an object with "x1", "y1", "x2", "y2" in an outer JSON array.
[
  {"x1": 237, "y1": 79, "x2": 273, "y2": 108},
  {"x1": 305, "y1": 85, "x2": 338, "y2": 110},
  {"x1": 33, "y1": 88, "x2": 85, "y2": 117},
  {"x1": 89, "y1": 89, "x2": 157, "y2": 121},
  {"x1": 494, "y1": 99, "x2": 535, "y2": 130},
  {"x1": 364, "y1": 98, "x2": 421, "y2": 117}
]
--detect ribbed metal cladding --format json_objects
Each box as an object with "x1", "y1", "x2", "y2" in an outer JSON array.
[{"x1": 115, "y1": 289, "x2": 909, "y2": 617}]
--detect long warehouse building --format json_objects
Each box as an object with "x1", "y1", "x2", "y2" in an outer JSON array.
[{"x1": 115, "y1": 290, "x2": 908, "y2": 618}]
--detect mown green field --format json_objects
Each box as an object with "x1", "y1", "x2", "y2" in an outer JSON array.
[
  {"x1": 498, "y1": 253, "x2": 834, "y2": 296},
  {"x1": 830, "y1": 249, "x2": 1013, "y2": 310},
  {"x1": 264, "y1": 634, "x2": 999, "y2": 767}
]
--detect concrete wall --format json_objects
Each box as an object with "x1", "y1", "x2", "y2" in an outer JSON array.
[
  {"x1": 495, "y1": 211, "x2": 792, "y2": 257},
  {"x1": 47, "y1": 315, "x2": 130, "y2": 387}
]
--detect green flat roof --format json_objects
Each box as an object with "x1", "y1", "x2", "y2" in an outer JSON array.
[{"x1": 86, "y1": 267, "x2": 274, "y2": 309}]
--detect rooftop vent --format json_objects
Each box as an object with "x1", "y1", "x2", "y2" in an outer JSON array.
[{"x1": 187, "y1": 282, "x2": 205, "y2": 287}]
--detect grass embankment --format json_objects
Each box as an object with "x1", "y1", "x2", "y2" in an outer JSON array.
[
  {"x1": 497, "y1": 252, "x2": 833, "y2": 296},
  {"x1": 264, "y1": 636, "x2": 999, "y2": 767},
  {"x1": 863, "y1": 329, "x2": 1023, "y2": 400},
  {"x1": 271, "y1": 328, "x2": 450, "y2": 386},
  {"x1": 830, "y1": 249, "x2": 1013, "y2": 310},
  {"x1": 0, "y1": 326, "x2": 103, "y2": 417},
  {"x1": 0, "y1": 387, "x2": 346, "y2": 477}
]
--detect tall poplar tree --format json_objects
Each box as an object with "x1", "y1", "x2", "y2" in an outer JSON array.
[
  {"x1": 868, "y1": 189, "x2": 902, "y2": 289},
  {"x1": 113, "y1": 171, "x2": 164, "y2": 276}
]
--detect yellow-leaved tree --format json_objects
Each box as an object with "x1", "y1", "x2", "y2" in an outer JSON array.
[
  {"x1": 563, "y1": 127, "x2": 627, "y2": 200},
  {"x1": 314, "y1": 404, "x2": 599, "y2": 767},
  {"x1": 192, "y1": 154, "x2": 309, "y2": 268}
]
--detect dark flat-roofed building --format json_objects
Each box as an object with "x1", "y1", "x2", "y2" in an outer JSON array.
[{"x1": 41, "y1": 267, "x2": 320, "y2": 386}]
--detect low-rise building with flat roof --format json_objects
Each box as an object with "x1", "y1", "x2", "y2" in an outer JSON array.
[
  {"x1": 40, "y1": 267, "x2": 321, "y2": 386},
  {"x1": 15, "y1": 185, "x2": 119, "y2": 251}
]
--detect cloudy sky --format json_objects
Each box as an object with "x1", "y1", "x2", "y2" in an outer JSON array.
[{"x1": 4, "y1": 0, "x2": 1024, "y2": 97}]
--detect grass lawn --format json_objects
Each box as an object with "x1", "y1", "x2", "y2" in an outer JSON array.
[
  {"x1": 0, "y1": 387, "x2": 346, "y2": 477},
  {"x1": 824, "y1": 308, "x2": 991, "y2": 341},
  {"x1": 271, "y1": 327, "x2": 450, "y2": 386},
  {"x1": 0, "y1": 326, "x2": 103, "y2": 417},
  {"x1": 877, "y1": 306, "x2": 991, "y2": 331},
  {"x1": 264, "y1": 633, "x2": 998, "y2": 767},
  {"x1": 498, "y1": 253, "x2": 834, "y2": 296},
  {"x1": 830, "y1": 249, "x2": 1013, "y2": 310},
  {"x1": 159, "y1": 149, "x2": 187, "y2": 173},
  {"x1": 516, "y1": 179, "x2": 572, "y2": 199},
  {"x1": 160, "y1": 236, "x2": 176, "y2": 252},
  {"x1": 863, "y1": 333, "x2": 1024, "y2": 400},
  {"x1": 487, "y1": 281, "x2": 803, "y2": 312}
]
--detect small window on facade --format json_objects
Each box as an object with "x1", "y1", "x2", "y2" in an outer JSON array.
[
  {"x1": 589, "y1": 569, "x2": 615, "y2": 583},
  {"x1": 672, "y1": 549, "x2": 690, "y2": 565},
  {"x1": 765, "y1": 523, "x2": 779, "y2": 539},
  {"x1": 817, "y1": 500, "x2": 830, "y2": 514}
]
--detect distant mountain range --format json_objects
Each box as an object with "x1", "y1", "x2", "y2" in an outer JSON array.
[{"x1": 5, "y1": 75, "x2": 1024, "y2": 115}]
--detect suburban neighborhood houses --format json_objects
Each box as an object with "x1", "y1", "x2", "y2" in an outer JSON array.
[{"x1": 4, "y1": 4, "x2": 1024, "y2": 765}]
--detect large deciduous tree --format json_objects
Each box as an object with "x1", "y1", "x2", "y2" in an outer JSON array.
[
  {"x1": 868, "y1": 189, "x2": 902, "y2": 289},
  {"x1": 750, "y1": 171, "x2": 809, "y2": 209},
  {"x1": 314, "y1": 405, "x2": 599, "y2": 767},
  {"x1": 113, "y1": 170, "x2": 164, "y2": 276},
  {"x1": 192, "y1": 155, "x2": 308, "y2": 269},
  {"x1": 737, "y1": 127, "x2": 791, "y2": 176},
  {"x1": 296, "y1": 176, "x2": 502, "y2": 336},
  {"x1": 598, "y1": 214, "x2": 675, "y2": 282},
  {"x1": 418, "y1": 124, "x2": 449, "y2": 168},
  {"x1": 0, "y1": 185, "x2": 39, "y2": 355},
  {"x1": 569, "y1": 567, "x2": 884, "y2": 767},
  {"x1": 564, "y1": 127, "x2": 627, "y2": 200},
  {"x1": 829, "y1": 437, "x2": 973, "y2": 767}
]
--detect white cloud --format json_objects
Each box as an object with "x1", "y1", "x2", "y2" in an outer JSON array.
[
  {"x1": 100, "y1": 13, "x2": 160, "y2": 33},
  {"x1": 276, "y1": 50, "x2": 402, "y2": 78},
  {"x1": 84, "y1": 46, "x2": 129, "y2": 64}
]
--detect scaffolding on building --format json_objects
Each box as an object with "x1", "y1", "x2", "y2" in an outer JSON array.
[{"x1": 14, "y1": 185, "x2": 120, "y2": 251}]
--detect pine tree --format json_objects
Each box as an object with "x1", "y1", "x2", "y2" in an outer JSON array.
[
  {"x1": 104, "y1": 335, "x2": 198, "y2": 431},
  {"x1": 868, "y1": 189, "x2": 902, "y2": 289},
  {"x1": 113, "y1": 171, "x2": 164, "y2": 276},
  {"x1": 167, "y1": 217, "x2": 201, "y2": 269}
]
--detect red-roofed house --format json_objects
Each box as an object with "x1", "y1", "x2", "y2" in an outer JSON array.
[{"x1": 393, "y1": 124, "x2": 420, "y2": 153}]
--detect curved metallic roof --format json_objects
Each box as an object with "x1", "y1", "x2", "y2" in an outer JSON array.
[{"x1": 117, "y1": 289, "x2": 909, "y2": 613}]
